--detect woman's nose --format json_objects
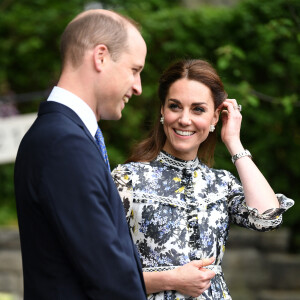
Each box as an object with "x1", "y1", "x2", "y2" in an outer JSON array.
[{"x1": 178, "y1": 112, "x2": 192, "y2": 126}]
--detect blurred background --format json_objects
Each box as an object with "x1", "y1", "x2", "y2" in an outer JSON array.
[{"x1": 0, "y1": 0, "x2": 299, "y2": 299}]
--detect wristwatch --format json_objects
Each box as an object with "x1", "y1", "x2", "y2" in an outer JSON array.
[{"x1": 231, "y1": 149, "x2": 252, "y2": 164}]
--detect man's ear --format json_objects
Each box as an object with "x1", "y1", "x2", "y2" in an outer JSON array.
[{"x1": 93, "y1": 44, "x2": 109, "y2": 72}]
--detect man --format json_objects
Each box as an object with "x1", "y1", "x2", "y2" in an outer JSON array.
[{"x1": 14, "y1": 9, "x2": 147, "y2": 299}]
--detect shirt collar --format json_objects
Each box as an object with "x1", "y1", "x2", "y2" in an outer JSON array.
[{"x1": 47, "y1": 86, "x2": 98, "y2": 137}]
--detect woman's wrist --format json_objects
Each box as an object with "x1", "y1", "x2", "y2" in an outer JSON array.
[
  {"x1": 231, "y1": 149, "x2": 252, "y2": 164},
  {"x1": 165, "y1": 269, "x2": 177, "y2": 291},
  {"x1": 143, "y1": 270, "x2": 175, "y2": 293},
  {"x1": 225, "y1": 140, "x2": 244, "y2": 156}
]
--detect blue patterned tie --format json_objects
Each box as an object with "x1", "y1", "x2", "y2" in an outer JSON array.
[{"x1": 95, "y1": 127, "x2": 111, "y2": 172}]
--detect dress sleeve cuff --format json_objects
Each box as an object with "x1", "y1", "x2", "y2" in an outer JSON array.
[{"x1": 247, "y1": 193, "x2": 294, "y2": 220}]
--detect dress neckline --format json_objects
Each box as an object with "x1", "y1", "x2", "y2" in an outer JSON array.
[{"x1": 156, "y1": 150, "x2": 200, "y2": 170}]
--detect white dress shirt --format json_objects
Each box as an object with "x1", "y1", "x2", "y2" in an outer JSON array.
[{"x1": 47, "y1": 86, "x2": 98, "y2": 137}]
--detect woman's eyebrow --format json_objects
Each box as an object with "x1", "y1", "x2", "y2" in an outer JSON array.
[
  {"x1": 168, "y1": 98, "x2": 181, "y2": 103},
  {"x1": 168, "y1": 98, "x2": 208, "y2": 106}
]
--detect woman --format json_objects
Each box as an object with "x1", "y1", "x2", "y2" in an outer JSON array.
[{"x1": 112, "y1": 59, "x2": 294, "y2": 299}]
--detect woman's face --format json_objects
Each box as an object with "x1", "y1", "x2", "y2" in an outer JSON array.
[{"x1": 161, "y1": 78, "x2": 219, "y2": 161}]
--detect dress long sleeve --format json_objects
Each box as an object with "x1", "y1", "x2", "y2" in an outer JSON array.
[
  {"x1": 112, "y1": 165, "x2": 134, "y2": 221},
  {"x1": 224, "y1": 170, "x2": 294, "y2": 231}
]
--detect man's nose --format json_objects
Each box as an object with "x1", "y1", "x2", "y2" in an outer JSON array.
[{"x1": 132, "y1": 75, "x2": 142, "y2": 96}]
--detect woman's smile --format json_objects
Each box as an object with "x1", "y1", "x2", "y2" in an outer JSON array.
[{"x1": 173, "y1": 129, "x2": 196, "y2": 137}]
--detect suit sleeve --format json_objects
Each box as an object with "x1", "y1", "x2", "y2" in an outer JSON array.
[{"x1": 38, "y1": 133, "x2": 146, "y2": 299}]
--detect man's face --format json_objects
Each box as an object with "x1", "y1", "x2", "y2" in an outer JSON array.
[{"x1": 96, "y1": 26, "x2": 147, "y2": 120}]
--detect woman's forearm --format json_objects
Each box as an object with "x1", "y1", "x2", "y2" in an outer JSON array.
[
  {"x1": 228, "y1": 141, "x2": 279, "y2": 213},
  {"x1": 143, "y1": 271, "x2": 175, "y2": 294},
  {"x1": 143, "y1": 259, "x2": 216, "y2": 296}
]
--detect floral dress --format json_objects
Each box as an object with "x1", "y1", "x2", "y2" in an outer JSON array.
[{"x1": 111, "y1": 151, "x2": 294, "y2": 300}]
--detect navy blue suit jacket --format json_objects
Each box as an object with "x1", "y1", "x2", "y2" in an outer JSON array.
[{"x1": 14, "y1": 101, "x2": 146, "y2": 299}]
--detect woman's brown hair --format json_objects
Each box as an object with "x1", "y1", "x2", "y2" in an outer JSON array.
[{"x1": 126, "y1": 59, "x2": 227, "y2": 167}]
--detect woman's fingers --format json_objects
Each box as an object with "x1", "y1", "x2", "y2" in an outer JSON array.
[{"x1": 219, "y1": 98, "x2": 241, "y2": 114}]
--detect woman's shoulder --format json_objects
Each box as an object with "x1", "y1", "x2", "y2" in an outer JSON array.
[
  {"x1": 111, "y1": 161, "x2": 151, "y2": 176},
  {"x1": 199, "y1": 162, "x2": 237, "y2": 181}
]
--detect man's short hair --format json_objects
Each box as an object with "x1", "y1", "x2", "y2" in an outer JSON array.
[{"x1": 60, "y1": 11, "x2": 138, "y2": 68}]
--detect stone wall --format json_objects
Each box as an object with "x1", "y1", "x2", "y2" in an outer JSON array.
[
  {"x1": 0, "y1": 227, "x2": 299, "y2": 299},
  {"x1": 223, "y1": 226, "x2": 300, "y2": 300},
  {"x1": 0, "y1": 229, "x2": 22, "y2": 300}
]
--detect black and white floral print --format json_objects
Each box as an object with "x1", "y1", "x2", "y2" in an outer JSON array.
[{"x1": 112, "y1": 151, "x2": 294, "y2": 300}]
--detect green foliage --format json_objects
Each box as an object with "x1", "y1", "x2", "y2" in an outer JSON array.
[
  {"x1": 0, "y1": 0, "x2": 299, "y2": 250},
  {"x1": 100, "y1": 0, "x2": 181, "y2": 11},
  {"x1": 0, "y1": 0, "x2": 84, "y2": 94},
  {"x1": 0, "y1": 163, "x2": 17, "y2": 226}
]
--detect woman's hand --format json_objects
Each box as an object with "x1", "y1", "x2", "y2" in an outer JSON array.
[
  {"x1": 171, "y1": 257, "x2": 216, "y2": 297},
  {"x1": 143, "y1": 257, "x2": 216, "y2": 297},
  {"x1": 218, "y1": 99, "x2": 243, "y2": 155}
]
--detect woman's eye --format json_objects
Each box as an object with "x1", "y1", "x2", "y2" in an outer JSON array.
[
  {"x1": 169, "y1": 103, "x2": 179, "y2": 110},
  {"x1": 194, "y1": 107, "x2": 205, "y2": 113}
]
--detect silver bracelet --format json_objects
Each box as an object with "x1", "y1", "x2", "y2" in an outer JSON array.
[{"x1": 231, "y1": 149, "x2": 252, "y2": 164}]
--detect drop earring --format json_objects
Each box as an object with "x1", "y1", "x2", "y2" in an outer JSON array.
[
  {"x1": 209, "y1": 125, "x2": 215, "y2": 132},
  {"x1": 160, "y1": 116, "x2": 164, "y2": 125}
]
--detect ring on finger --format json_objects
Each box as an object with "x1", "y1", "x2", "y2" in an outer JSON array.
[{"x1": 233, "y1": 104, "x2": 242, "y2": 112}]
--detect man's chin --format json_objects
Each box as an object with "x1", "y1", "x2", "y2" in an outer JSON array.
[
  {"x1": 114, "y1": 111, "x2": 122, "y2": 120},
  {"x1": 114, "y1": 115, "x2": 122, "y2": 121},
  {"x1": 101, "y1": 111, "x2": 122, "y2": 121},
  {"x1": 108, "y1": 114, "x2": 122, "y2": 121}
]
